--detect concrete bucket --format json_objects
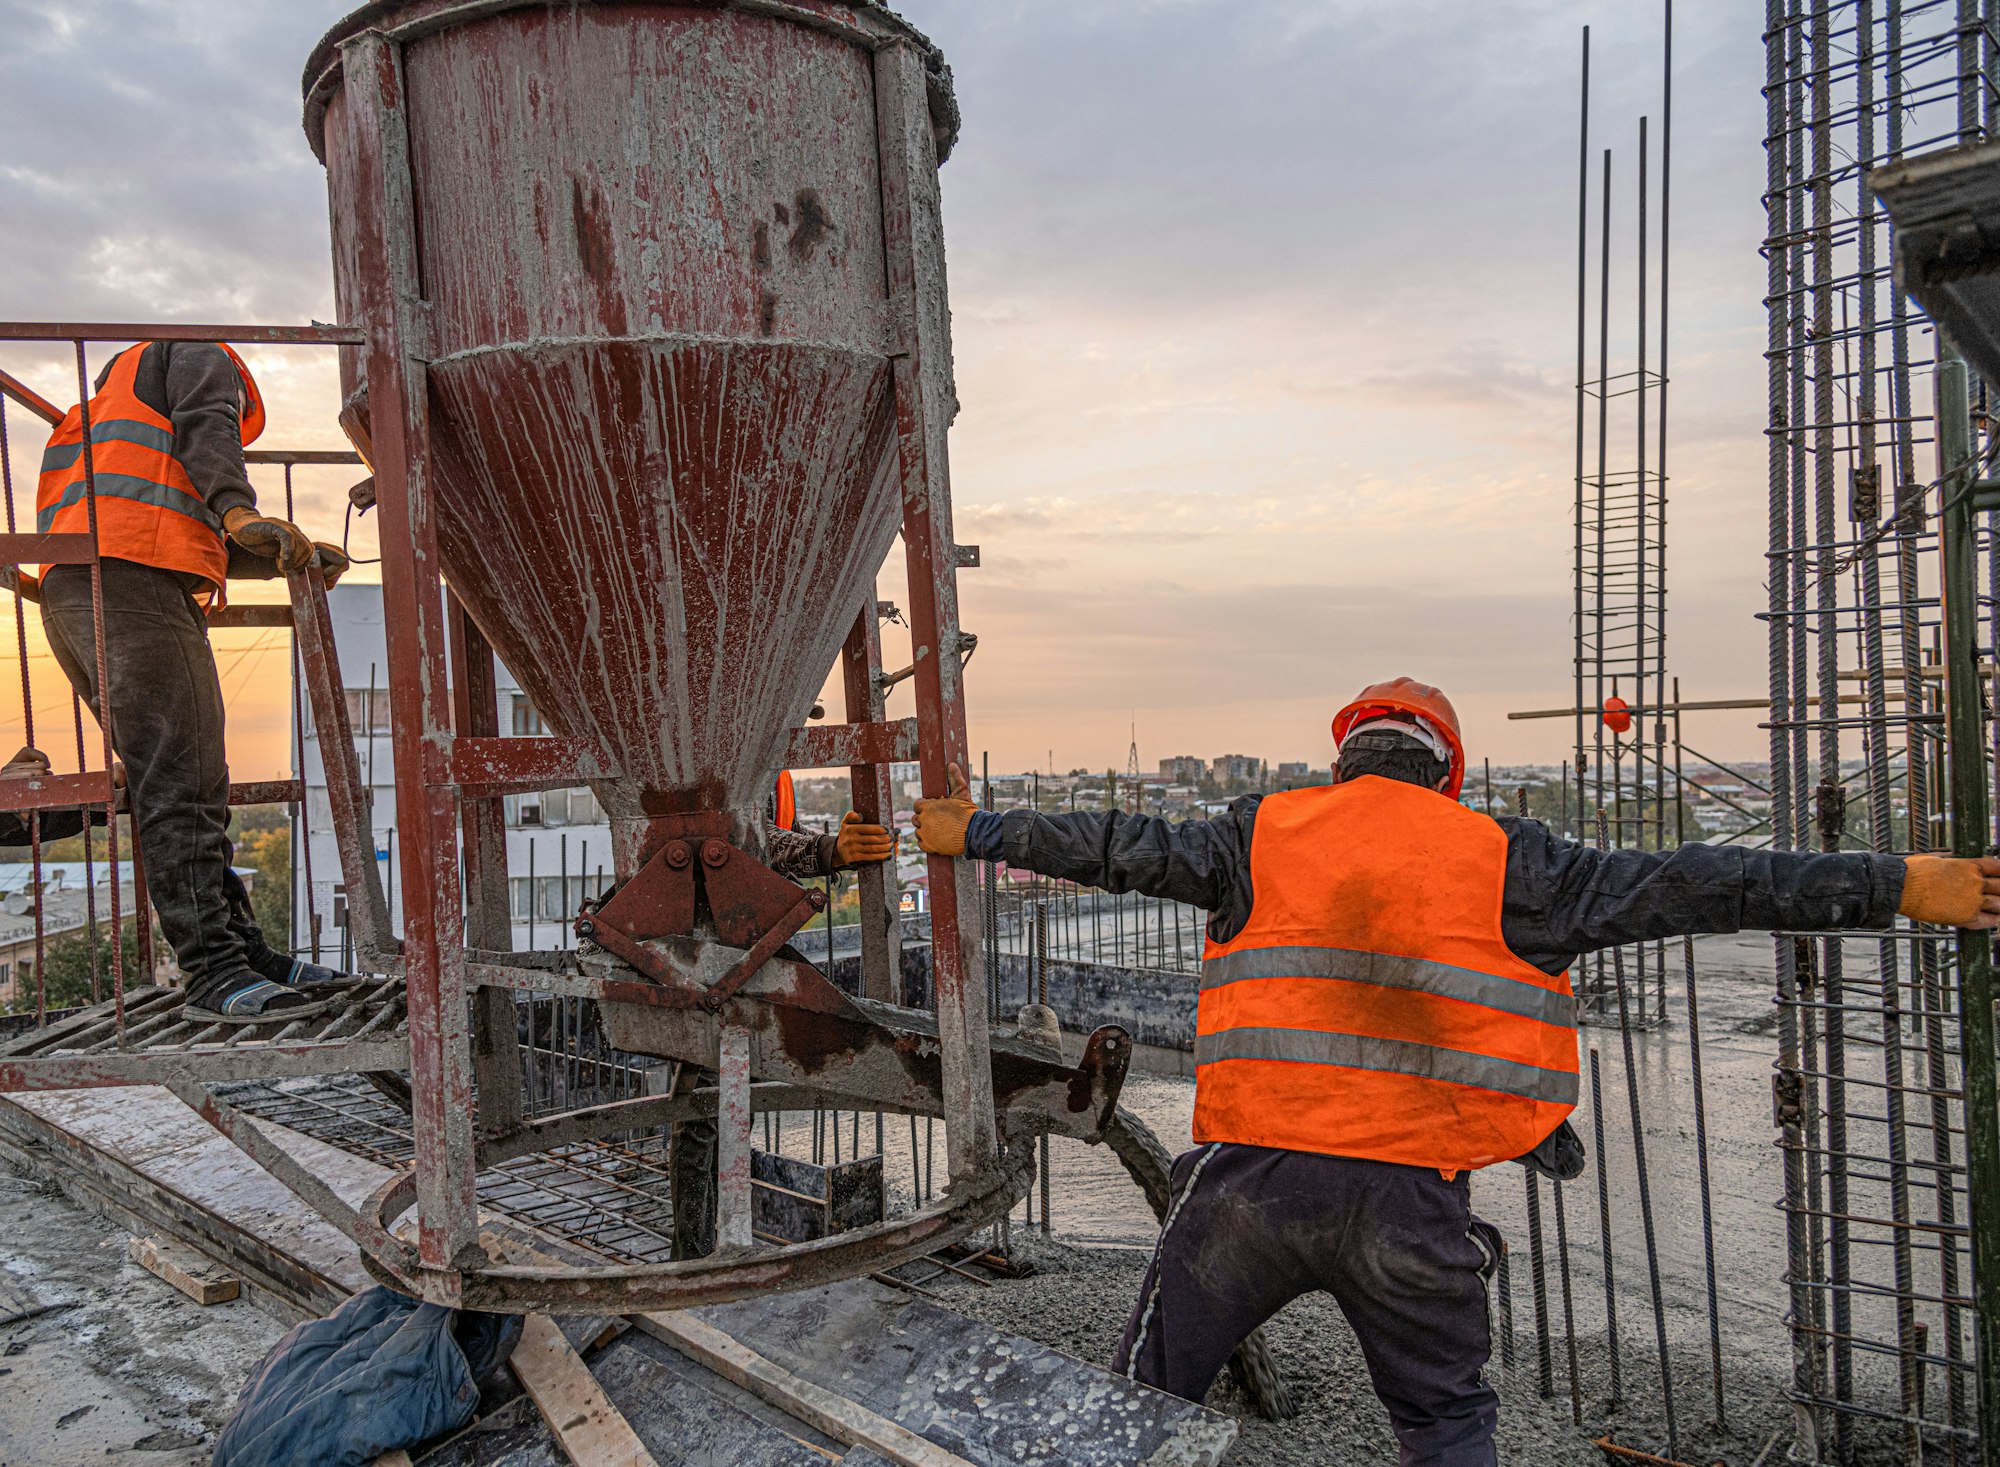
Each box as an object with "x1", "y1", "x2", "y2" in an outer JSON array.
[
  {"x1": 282, "y1": 0, "x2": 1138, "y2": 1316},
  {"x1": 305, "y1": 0, "x2": 963, "y2": 871}
]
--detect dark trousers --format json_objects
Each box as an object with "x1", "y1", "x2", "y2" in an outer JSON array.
[
  {"x1": 42, "y1": 560, "x2": 277, "y2": 999},
  {"x1": 1114, "y1": 1142, "x2": 1499, "y2": 1467}
]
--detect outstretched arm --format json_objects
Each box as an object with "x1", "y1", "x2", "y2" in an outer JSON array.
[
  {"x1": 1503, "y1": 819, "x2": 2000, "y2": 970},
  {"x1": 915, "y1": 763, "x2": 1251, "y2": 913}
]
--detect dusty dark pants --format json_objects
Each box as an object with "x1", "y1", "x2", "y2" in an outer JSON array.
[
  {"x1": 42, "y1": 559, "x2": 278, "y2": 1001},
  {"x1": 1114, "y1": 1142, "x2": 1499, "y2": 1467}
]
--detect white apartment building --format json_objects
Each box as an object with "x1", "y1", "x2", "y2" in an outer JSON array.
[{"x1": 293, "y1": 585, "x2": 614, "y2": 960}]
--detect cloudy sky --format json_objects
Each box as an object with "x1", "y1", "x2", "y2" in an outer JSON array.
[{"x1": 0, "y1": 0, "x2": 1776, "y2": 782}]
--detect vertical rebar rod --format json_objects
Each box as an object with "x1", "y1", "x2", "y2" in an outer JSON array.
[
  {"x1": 1654, "y1": 0, "x2": 1673, "y2": 909},
  {"x1": 1036, "y1": 898, "x2": 1050, "y2": 1234},
  {"x1": 1935, "y1": 347, "x2": 2000, "y2": 1463},
  {"x1": 1807, "y1": 5, "x2": 1856, "y2": 1452},
  {"x1": 1526, "y1": 1170, "x2": 1554, "y2": 1399},
  {"x1": 1767, "y1": 3, "x2": 1825, "y2": 1451},
  {"x1": 0, "y1": 394, "x2": 47, "y2": 1016},
  {"x1": 1552, "y1": 1177, "x2": 1584, "y2": 1427},
  {"x1": 1596, "y1": 146, "x2": 1614, "y2": 841},
  {"x1": 1599, "y1": 807, "x2": 1676, "y2": 1457},
  {"x1": 1575, "y1": 23, "x2": 1592, "y2": 857},
  {"x1": 71, "y1": 343, "x2": 123, "y2": 1032},
  {"x1": 1591, "y1": 1045, "x2": 1623, "y2": 1404},
  {"x1": 1683, "y1": 935, "x2": 1726, "y2": 1430}
]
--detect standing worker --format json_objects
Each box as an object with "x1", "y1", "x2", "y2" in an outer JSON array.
[
  {"x1": 29, "y1": 340, "x2": 349, "y2": 1021},
  {"x1": 914, "y1": 677, "x2": 2000, "y2": 1467}
]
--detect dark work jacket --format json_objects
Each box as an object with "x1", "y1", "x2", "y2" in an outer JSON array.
[
  {"x1": 98, "y1": 342, "x2": 258, "y2": 521},
  {"x1": 963, "y1": 780, "x2": 1906, "y2": 976},
  {"x1": 91, "y1": 342, "x2": 273, "y2": 589}
]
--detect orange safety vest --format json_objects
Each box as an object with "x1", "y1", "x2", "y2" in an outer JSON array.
[
  {"x1": 773, "y1": 770, "x2": 797, "y2": 831},
  {"x1": 1195, "y1": 776, "x2": 1580, "y2": 1172},
  {"x1": 36, "y1": 342, "x2": 265, "y2": 597}
]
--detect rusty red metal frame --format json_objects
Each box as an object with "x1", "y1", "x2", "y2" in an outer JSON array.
[
  {"x1": 0, "y1": 323, "x2": 363, "y2": 345},
  {"x1": 0, "y1": 6, "x2": 1045, "y2": 1315},
  {"x1": 0, "y1": 322, "x2": 389, "y2": 1082}
]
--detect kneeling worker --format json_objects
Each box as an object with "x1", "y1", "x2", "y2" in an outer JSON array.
[
  {"x1": 914, "y1": 677, "x2": 2000, "y2": 1467},
  {"x1": 31, "y1": 340, "x2": 348, "y2": 1022}
]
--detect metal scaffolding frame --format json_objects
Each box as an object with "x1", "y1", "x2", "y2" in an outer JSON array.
[{"x1": 1764, "y1": 0, "x2": 2000, "y2": 1459}]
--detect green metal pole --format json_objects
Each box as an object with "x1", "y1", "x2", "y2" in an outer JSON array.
[{"x1": 1934, "y1": 347, "x2": 2000, "y2": 1463}]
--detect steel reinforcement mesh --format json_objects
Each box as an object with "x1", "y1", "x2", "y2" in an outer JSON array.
[{"x1": 1764, "y1": 1, "x2": 1995, "y2": 1459}]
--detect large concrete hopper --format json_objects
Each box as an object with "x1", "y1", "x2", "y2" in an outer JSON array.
[
  {"x1": 290, "y1": 0, "x2": 1133, "y2": 1312},
  {"x1": 306, "y1": 1, "x2": 962, "y2": 860}
]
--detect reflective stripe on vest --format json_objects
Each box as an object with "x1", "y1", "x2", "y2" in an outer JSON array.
[
  {"x1": 1193, "y1": 776, "x2": 1580, "y2": 1172},
  {"x1": 35, "y1": 343, "x2": 229, "y2": 592}
]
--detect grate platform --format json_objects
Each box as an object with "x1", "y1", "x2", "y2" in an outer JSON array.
[{"x1": 0, "y1": 980, "x2": 409, "y2": 1089}]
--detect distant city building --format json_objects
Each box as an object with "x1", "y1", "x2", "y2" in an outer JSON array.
[
  {"x1": 1276, "y1": 762, "x2": 1309, "y2": 779},
  {"x1": 1159, "y1": 755, "x2": 1206, "y2": 784},
  {"x1": 1212, "y1": 754, "x2": 1263, "y2": 785},
  {"x1": 297, "y1": 585, "x2": 614, "y2": 960},
  {"x1": 0, "y1": 862, "x2": 150, "y2": 1004}
]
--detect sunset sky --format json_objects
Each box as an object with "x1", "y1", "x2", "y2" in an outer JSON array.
[{"x1": 0, "y1": 0, "x2": 1778, "y2": 783}]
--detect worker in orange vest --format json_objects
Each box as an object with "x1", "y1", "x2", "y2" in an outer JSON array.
[
  {"x1": 915, "y1": 677, "x2": 2000, "y2": 1466},
  {"x1": 29, "y1": 341, "x2": 348, "y2": 1022}
]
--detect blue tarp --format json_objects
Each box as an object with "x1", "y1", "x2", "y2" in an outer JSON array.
[{"x1": 213, "y1": 1285, "x2": 519, "y2": 1467}]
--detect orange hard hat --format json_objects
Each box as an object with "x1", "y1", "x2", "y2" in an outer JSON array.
[
  {"x1": 1331, "y1": 677, "x2": 1467, "y2": 799},
  {"x1": 1601, "y1": 695, "x2": 1633, "y2": 734},
  {"x1": 216, "y1": 343, "x2": 266, "y2": 447}
]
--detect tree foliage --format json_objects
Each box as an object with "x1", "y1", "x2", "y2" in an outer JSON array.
[{"x1": 8, "y1": 920, "x2": 142, "y2": 1015}]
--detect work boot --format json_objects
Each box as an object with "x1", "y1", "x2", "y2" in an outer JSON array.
[{"x1": 183, "y1": 969, "x2": 335, "y2": 1024}]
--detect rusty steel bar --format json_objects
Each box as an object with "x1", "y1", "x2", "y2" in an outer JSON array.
[
  {"x1": 0, "y1": 385, "x2": 48, "y2": 1022},
  {"x1": 207, "y1": 605, "x2": 294, "y2": 630},
  {"x1": 0, "y1": 369, "x2": 60, "y2": 425},
  {"x1": 243, "y1": 449, "x2": 366, "y2": 466},
  {"x1": 285, "y1": 466, "x2": 316, "y2": 966},
  {"x1": 0, "y1": 1037, "x2": 411, "y2": 1091},
  {"x1": 70, "y1": 689, "x2": 100, "y2": 1004},
  {"x1": 842, "y1": 597, "x2": 901, "y2": 1004},
  {"x1": 449, "y1": 595, "x2": 524, "y2": 1140},
  {"x1": 0, "y1": 533, "x2": 96, "y2": 566},
  {"x1": 362, "y1": 1144, "x2": 1035, "y2": 1315},
  {"x1": 876, "y1": 39, "x2": 994, "y2": 1182},
  {"x1": 337, "y1": 26, "x2": 479, "y2": 1269},
  {"x1": 168, "y1": 1078, "x2": 422, "y2": 1275},
  {"x1": 0, "y1": 322, "x2": 362, "y2": 345},
  {"x1": 782, "y1": 718, "x2": 919, "y2": 771},
  {"x1": 288, "y1": 568, "x2": 395, "y2": 964},
  {"x1": 72, "y1": 341, "x2": 125, "y2": 1032},
  {"x1": 446, "y1": 736, "x2": 608, "y2": 797}
]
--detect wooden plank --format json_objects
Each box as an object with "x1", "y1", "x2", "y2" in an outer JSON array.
[
  {"x1": 633, "y1": 1312, "x2": 975, "y2": 1467},
  {"x1": 127, "y1": 1232, "x2": 240, "y2": 1304},
  {"x1": 373, "y1": 1453, "x2": 415, "y2": 1467},
  {"x1": 512, "y1": 1314, "x2": 662, "y2": 1467},
  {"x1": 0, "y1": 1087, "x2": 380, "y2": 1312}
]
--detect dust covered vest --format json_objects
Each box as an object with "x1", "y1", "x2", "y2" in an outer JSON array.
[
  {"x1": 1195, "y1": 776, "x2": 1579, "y2": 1171},
  {"x1": 37, "y1": 343, "x2": 229, "y2": 594}
]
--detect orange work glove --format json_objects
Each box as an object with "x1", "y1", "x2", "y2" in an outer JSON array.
[
  {"x1": 913, "y1": 763, "x2": 977, "y2": 857},
  {"x1": 1898, "y1": 854, "x2": 2000, "y2": 929},
  {"x1": 223, "y1": 505, "x2": 315, "y2": 574},
  {"x1": 312, "y1": 541, "x2": 352, "y2": 589},
  {"x1": 833, "y1": 811, "x2": 895, "y2": 868}
]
